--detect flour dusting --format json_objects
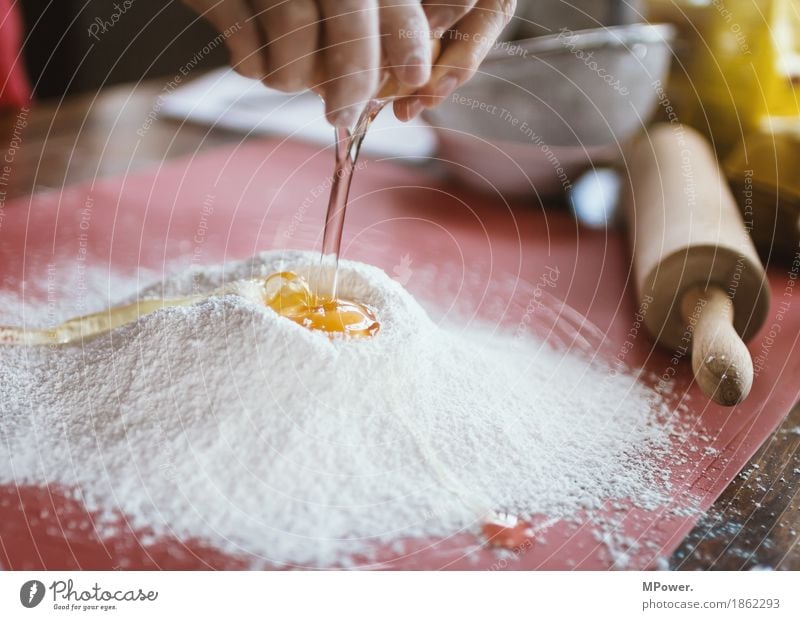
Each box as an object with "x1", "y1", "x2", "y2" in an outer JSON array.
[{"x1": 0, "y1": 251, "x2": 677, "y2": 567}]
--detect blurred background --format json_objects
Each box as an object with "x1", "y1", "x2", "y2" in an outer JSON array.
[{"x1": 18, "y1": 0, "x2": 227, "y2": 97}]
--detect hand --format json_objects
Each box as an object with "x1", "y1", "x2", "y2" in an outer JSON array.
[
  {"x1": 183, "y1": 1, "x2": 515, "y2": 126},
  {"x1": 394, "y1": 0, "x2": 516, "y2": 121}
]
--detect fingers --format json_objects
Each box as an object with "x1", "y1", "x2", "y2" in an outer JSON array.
[
  {"x1": 249, "y1": 0, "x2": 320, "y2": 92},
  {"x1": 379, "y1": 0, "x2": 431, "y2": 88},
  {"x1": 318, "y1": 0, "x2": 382, "y2": 127},
  {"x1": 394, "y1": 0, "x2": 515, "y2": 121},
  {"x1": 183, "y1": 0, "x2": 264, "y2": 79},
  {"x1": 422, "y1": 0, "x2": 478, "y2": 36}
]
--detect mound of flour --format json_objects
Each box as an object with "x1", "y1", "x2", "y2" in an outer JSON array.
[{"x1": 0, "y1": 251, "x2": 674, "y2": 567}]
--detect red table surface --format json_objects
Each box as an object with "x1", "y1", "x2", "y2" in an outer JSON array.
[{"x1": 0, "y1": 137, "x2": 798, "y2": 570}]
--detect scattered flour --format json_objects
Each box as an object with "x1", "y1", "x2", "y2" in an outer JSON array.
[{"x1": 0, "y1": 250, "x2": 676, "y2": 567}]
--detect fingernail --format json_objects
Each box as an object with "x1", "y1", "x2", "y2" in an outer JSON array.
[
  {"x1": 433, "y1": 75, "x2": 459, "y2": 101},
  {"x1": 404, "y1": 98, "x2": 424, "y2": 121}
]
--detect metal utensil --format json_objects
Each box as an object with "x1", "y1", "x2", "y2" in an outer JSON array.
[{"x1": 424, "y1": 23, "x2": 675, "y2": 196}]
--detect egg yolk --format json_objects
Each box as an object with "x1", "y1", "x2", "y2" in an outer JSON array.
[{"x1": 262, "y1": 271, "x2": 379, "y2": 338}]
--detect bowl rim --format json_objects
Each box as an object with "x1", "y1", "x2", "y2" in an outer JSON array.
[{"x1": 484, "y1": 22, "x2": 676, "y2": 66}]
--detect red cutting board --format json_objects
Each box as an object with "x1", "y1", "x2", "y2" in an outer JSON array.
[{"x1": 0, "y1": 137, "x2": 798, "y2": 570}]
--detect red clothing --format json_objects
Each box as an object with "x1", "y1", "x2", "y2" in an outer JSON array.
[{"x1": 0, "y1": 0, "x2": 31, "y2": 108}]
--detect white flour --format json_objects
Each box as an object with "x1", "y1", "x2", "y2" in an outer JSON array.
[{"x1": 0, "y1": 250, "x2": 676, "y2": 567}]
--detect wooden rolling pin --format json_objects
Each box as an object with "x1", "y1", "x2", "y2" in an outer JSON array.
[{"x1": 623, "y1": 124, "x2": 770, "y2": 405}]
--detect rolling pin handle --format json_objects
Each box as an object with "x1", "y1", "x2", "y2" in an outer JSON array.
[{"x1": 680, "y1": 286, "x2": 754, "y2": 406}]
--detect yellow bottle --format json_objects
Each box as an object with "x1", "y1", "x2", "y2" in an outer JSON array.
[{"x1": 647, "y1": 0, "x2": 800, "y2": 153}]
